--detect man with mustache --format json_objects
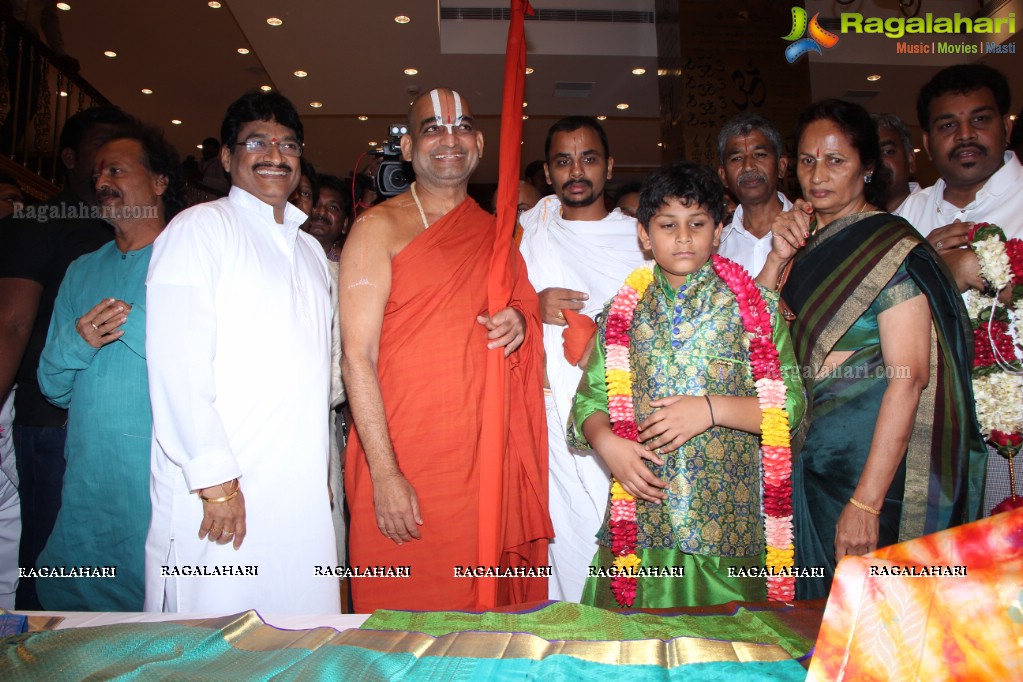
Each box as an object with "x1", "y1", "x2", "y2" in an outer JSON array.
[
  {"x1": 34, "y1": 124, "x2": 184, "y2": 611},
  {"x1": 341, "y1": 88, "x2": 551, "y2": 611},
  {"x1": 0, "y1": 105, "x2": 131, "y2": 609},
  {"x1": 518, "y1": 116, "x2": 645, "y2": 602},
  {"x1": 900, "y1": 64, "x2": 1020, "y2": 518},
  {"x1": 144, "y1": 92, "x2": 341, "y2": 614},
  {"x1": 716, "y1": 113, "x2": 791, "y2": 277}
]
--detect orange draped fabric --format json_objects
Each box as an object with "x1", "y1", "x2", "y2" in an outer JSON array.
[{"x1": 345, "y1": 198, "x2": 551, "y2": 613}]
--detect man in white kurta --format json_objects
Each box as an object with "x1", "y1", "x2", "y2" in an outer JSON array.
[
  {"x1": 144, "y1": 93, "x2": 339, "y2": 614},
  {"x1": 898, "y1": 64, "x2": 1021, "y2": 518},
  {"x1": 519, "y1": 116, "x2": 646, "y2": 601},
  {"x1": 715, "y1": 113, "x2": 791, "y2": 278}
]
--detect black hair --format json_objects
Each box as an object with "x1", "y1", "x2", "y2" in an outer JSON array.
[
  {"x1": 316, "y1": 173, "x2": 353, "y2": 219},
  {"x1": 916, "y1": 64, "x2": 1011, "y2": 131},
  {"x1": 58, "y1": 105, "x2": 132, "y2": 154},
  {"x1": 544, "y1": 116, "x2": 610, "y2": 163},
  {"x1": 636, "y1": 160, "x2": 726, "y2": 229},
  {"x1": 298, "y1": 159, "x2": 318, "y2": 206},
  {"x1": 220, "y1": 91, "x2": 304, "y2": 149},
  {"x1": 108, "y1": 121, "x2": 188, "y2": 222},
  {"x1": 794, "y1": 99, "x2": 890, "y2": 208},
  {"x1": 57, "y1": 105, "x2": 132, "y2": 181},
  {"x1": 614, "y1": 181, "x2": 643, "y2": 204},
  {"x1": 524, "y1": 159, "x2": 546, "y2": 181}
]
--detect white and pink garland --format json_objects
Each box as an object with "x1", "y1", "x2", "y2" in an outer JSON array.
[{"x1": 602, "y1": 255, "x2": 794, "y2": 605}]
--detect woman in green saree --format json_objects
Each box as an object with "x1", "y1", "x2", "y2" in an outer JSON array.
[{"x1": 757, "y1": 99, "x2": 986, "y2": 599}]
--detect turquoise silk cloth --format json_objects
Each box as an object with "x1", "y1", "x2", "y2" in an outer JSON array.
[
  {"x1": 569, "y1": 261, "x2": 806, "y2": 606},
  {"x1": 34, "y1": 242, "x2": 154, "y2": 611},
  {"x1": 0, "y1": 602, "x2": 813, "y2": 680},
  {"x1": 783, "y1": 213, "x2": 987, "y2": 600}
]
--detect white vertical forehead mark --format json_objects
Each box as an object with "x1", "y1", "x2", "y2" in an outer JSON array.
[{"x1": 427, "y1": 89, "x2": 464, "y2": 134}]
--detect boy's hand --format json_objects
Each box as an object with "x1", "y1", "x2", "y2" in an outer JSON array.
[
  {"x1": 595, "y1": 432, "x2": 667, "y2": 504},
  {"x1": 638, "y1": 395, "x2": 713, "y2": 452}
]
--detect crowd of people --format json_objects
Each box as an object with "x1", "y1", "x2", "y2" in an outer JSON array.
[{"x1": 0, "y1": 60, "x2": 1018, "y2": 614}]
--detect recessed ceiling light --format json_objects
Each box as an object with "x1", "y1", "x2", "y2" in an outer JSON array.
[
  {"x1": 56, "y1": 2, "x2": 71, "y2": 10},
  {"x1": 1011, "y1": 114, "x2": 1018, "y2": 121},
  {"x1": 103, "y1": 50, "x2": 117, "y2": 58},
  {"x1": 309, "y1": 101, "x2": 323, "y2": 108},
  {"x1": 237, "y1": 48, "x2": 250, "y2": 55},
  {"x1": 616, "y1": 103, "x2": 629, "y2": 110},
  {"x1": 208, "y1": 1, "x2": 221, "y2": 7},
  {"x1": 260, "y1": 85, "x2": 272, "y2": 92},
  {"x1": 294, "y1": 70, "x2": 308, "y2": 78},
  {"x1": 913, "y1": 147, "x2": 921, "y2": 153},
  {"x1": 266, "y1": 17, "x2": 283, "y2": 26},
  {"x1": 357, "y1": 115, "x2": 369, "y2": 121},
  {"x1": 596, "y1": 115, "x2": 607, "y2": 121},
  {"x1": 171, "y1": 119, "x2": 182, "y2": 125},
  {"x1": 525, "y1": 67, "x2": 534, "y2": 75},
  {"x1": 867, "y1": 74, "x2": 882, "y2": 81},
  {"x1": 403, "y1": 68, "x2": 418, "y2": 75},
  {"x1": 657, "y1": 142, "x2": 663, "y2": 147},
  {"x1": 368, "y1": 141, "x2": 378, "y2": 146},
  {"x1": 632, "y1": 68, "x2": 646, "y2": 75},
  {"x1": 394, "y1": 15, "x2": 411, "y2": 24},
  {"x1": 197, "y1": 144, "x2": 204, "y2": 149},
  {"x1": 58, "y1": 90, "x2": 68, "y2": 97},
  {"x1": 140, "y1": 88, "x2": 153, "y2": 95},
  {"x1": 522, "y1": 115, "x2": 529, "y2": 120},
  {"x1": 657, "y1": 69, "x2": 667, "y2": 76},
  {"x1": 522, "y1": 101, "x2": 528, "y2": 108}
]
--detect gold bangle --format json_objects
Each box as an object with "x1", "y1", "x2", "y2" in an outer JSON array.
[
  {"x1": 200, "y1": 489, "x2": 238, "y2": 504},
  {"x1": 849, "y1": 497, "x2": 881, "y2": 516},
  {"x1": 199, "y1": 479, "x2": 239, "y2": 503}
]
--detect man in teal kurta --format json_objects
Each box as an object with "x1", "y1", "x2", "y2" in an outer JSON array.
[{"x1": 35, "y1": 127, "x2": 184, "y2": 610}]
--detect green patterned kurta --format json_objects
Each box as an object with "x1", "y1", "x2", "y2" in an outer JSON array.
[{"x1": 569, "y1": 261, "x2": 805, "y2": 607}]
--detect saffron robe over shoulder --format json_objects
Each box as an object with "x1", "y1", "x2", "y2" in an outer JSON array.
[
  {"x1": 345, "y1": 197, "x2": 551, "y2": 612},
  {"x1": 144, "y1": 187, "x2": 340, "y2": 614}
]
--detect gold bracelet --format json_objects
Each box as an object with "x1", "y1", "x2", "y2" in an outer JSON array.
[
  {"x1": 199, "y1": 479, "x2": 239, "y2": 504},
  {"x1": 200, "y1": 489, "x2": 238, "y2": 504},
  {"x1": 849, "y1": 497, "x2": 881, "y2": 516}
]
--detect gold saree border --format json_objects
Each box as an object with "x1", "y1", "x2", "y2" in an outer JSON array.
[{"x1": 169, "y1": 611, "x2": 794, "y2": 665}]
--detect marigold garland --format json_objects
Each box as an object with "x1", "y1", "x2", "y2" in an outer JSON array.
[
  {"x1": 966, "y1": 223, "x2": 1023, "y2": 512},
  {"x1": 602, "y1": 255, "x2": 794, "y2": 606}
]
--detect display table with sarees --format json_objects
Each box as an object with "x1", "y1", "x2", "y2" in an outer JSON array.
[{"x1": 0, "y1": 600, "x2": 822, "y2": 680}]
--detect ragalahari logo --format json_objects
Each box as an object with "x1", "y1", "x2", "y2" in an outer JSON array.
[{"x1": 782, "y1": 7, "x2": 839, "y2": 62}]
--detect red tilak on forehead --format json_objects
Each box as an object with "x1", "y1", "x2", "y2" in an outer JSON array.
[
  {"x1": 271, "y1": 137, "x2": 278, "y2": 144},
  {"x1": 97, "y1": 160, "x2": 107, "y2": 173},
  {"x1": 744, "y1": 136, "x2": 749, "y2": 154}
]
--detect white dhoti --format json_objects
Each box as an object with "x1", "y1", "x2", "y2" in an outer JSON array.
[{"x1": 519, "y1": 196, "x2": 646, "y2": 601}]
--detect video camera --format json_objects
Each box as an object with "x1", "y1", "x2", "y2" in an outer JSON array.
[{"x1": 371, "y1": 123, "x2": 413, "y2": 198}]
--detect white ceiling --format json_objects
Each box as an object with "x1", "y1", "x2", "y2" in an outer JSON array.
[{"x1": 59, "y1": 0, "x2": 1020, "y2": 186}]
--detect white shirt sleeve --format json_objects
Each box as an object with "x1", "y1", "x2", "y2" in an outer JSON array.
[{"x1": 145, "y1": 208, "x2": 242, "y2": 491}]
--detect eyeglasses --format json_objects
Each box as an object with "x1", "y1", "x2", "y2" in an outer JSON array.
[{"x1": 235, "y1": 138, "x2": 304, "y2": 157}]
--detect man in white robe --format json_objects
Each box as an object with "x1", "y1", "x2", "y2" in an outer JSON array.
[
  {"x1": 519, "y1": 116, "x2": 646, "y2": 601},
  {"x1": 144, "y1": 92, "x2": 339, "y2": 614}
]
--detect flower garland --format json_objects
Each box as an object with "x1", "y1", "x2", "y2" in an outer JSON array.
[
  {"x1": 965, "y1": 223, "x2": 1023, "y2": 514},
  {"x1": 602, "y1": 255, "x2": 794, "y2": 606}
]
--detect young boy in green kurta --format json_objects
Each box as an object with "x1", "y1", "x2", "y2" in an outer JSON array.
[{"x1": 569, "y1": 162, "x2": 805, "y2": 607}]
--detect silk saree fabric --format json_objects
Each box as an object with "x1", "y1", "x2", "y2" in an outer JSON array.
[
  {"x1": 0, "y1": 602, "x2": 815, "y2": 680},
  {"x1": 783, "y1": 211, "x2": 986, "y2": 599}
]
